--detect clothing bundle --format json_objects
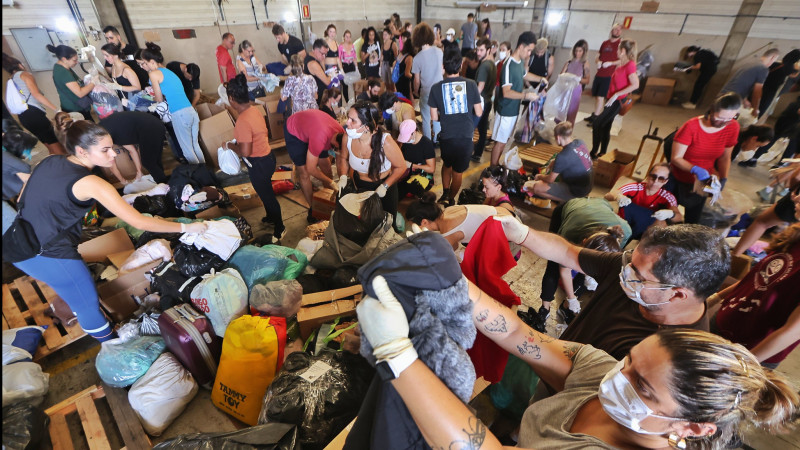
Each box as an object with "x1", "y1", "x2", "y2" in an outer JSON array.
[{"x1": 179, "y1": 219, "x2": 241, "y2": 260}]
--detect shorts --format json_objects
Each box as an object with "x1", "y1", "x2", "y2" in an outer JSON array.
[
  {"x1": 774, "y1": 187, "x2": 799, "y2": 223},
  {"x1": 440, "y1": 137, "x2": 473, "y2": 173},
  {"x1": 18, "y1": 106, "x2": 58, "y2": 144},
  {"x1": 543, "y1": 181, "x2": 578, "y2": 202},
  {"x1": 492, "y1": 114, "x2": 517, "y2": 144},
  {"x1": 284, "y1": 126, "x2": 309, "y2": 166},
  {"x1": 591, "y1": 76, "x2": 612, "y2": 98}
]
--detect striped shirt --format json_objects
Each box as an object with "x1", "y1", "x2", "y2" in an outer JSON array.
[{"x1": 618, "y1": 182, "x2": 676, "y2": 218}]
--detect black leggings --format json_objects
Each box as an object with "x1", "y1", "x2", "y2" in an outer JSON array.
[
  {"x1": 675, "y1": 180, "x2": 707, "y2": 224},
  {"x1": 248, "y1": 152, "x2": 283, "y2": 227},
  {"x1": 353, "y1": 175, "x2": 399, "y2": 231},
  {"x1": 690, "y1": 70, "x2": 716, "y2": 104},
  {"x1": 591, "y1": 100, "x2": 621, "y2": 157},
  {"x1": 540, "y1": 203, "x2": 565, "y2": 302},
  {"x1": 136, "y1": 129, "x2": 168, "y2": 183}
]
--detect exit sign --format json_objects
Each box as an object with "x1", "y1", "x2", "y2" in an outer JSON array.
[{"x1": 302, "y1": 5, "x2": 310, "y2": 19}]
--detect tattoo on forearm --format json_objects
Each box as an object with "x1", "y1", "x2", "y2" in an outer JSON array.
[
  {"x1": 517, "y1": 339, "x2": 542, "y2": 359},
  {"x1": 435, "y1": 416, "x2": 487, "y2": 450},
  {"x1": 475, "y1": 309, "x2": 489, "y2": 322},
  {"x1": 483, "y1": 315, "x2": 507, "y2": 333},
  {"x1": 562, "y1": 343, "x2": 582, "y2": 361},
  {"x1": 530, "y1": 328, "x2": 555, "y2": 344}
]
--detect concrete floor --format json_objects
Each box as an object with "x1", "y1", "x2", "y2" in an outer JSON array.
[{"x1": 24, "y1": 95, "x2": 800, "y2": 449}]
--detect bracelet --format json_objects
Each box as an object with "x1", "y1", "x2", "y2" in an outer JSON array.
[{"x1": 180, "y1": 223, "x2": 186, "y2": 233}]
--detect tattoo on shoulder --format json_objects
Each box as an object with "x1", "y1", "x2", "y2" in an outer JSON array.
[
  {"x1": 483, "y1": 315, "x2": 507, "y2": 333},
  {"x1": 475, "y1": 309, "x2": 489, "y2": 322},
  {"x1": 435, "y1": 416, "x2": 487, "y2": 450},
  {"x1": 562, "y1": 343, "x2": 582, "y2": 361}
]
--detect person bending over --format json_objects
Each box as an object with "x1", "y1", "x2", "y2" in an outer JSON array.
[
  {"x1": 524, "y1": 121, "x2": 593, "y2": 202},
  {"x1": 480, "y1": 165, "x2": 515, "y2": 214}
]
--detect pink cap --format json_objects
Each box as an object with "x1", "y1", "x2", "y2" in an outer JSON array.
[{"x1": 397, "y1": 119, "x2": 417, "y2": 143}]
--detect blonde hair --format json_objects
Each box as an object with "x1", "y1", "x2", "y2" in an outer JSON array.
[
  {"x1": 535, "y1": 38, "x2": 548, "y2": 53},
  {"x1": 619, "y1": 39, "x2": 637, "y2": 62},
  {"x1": 289, "y1": 54, "x2": 304, "y2": 77},
  {"x1": 657, "y1": 329, "x2": 798, "y2": 449}
]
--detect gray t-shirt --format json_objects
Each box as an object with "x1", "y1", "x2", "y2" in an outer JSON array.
[
  {"x1": 461, "y1": 22, "x2": 478, "y2": 49},
  {"x1": 2, "y1": 152, "x2": 31, "y2": 201},
  {"x1": 411, "y1": 46, "x2": 444, "y2": 94},
  {"x1": 551, "y1": 139, "x2": 594, "y2": 197},
  {"x1": 720, "y1": 60, "x2": 768, "y2": 100},
  {"x1": 519, "y1": 345, "x2": 619, "y2": 449}
]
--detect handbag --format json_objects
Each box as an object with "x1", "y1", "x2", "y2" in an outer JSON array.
[
  {"x1": 5, "y1": 79, "x2": 29, "y2": 115},
  {"x1": 75, "y1": 94, "x2": 93, "y2": 111},
  {"x1": 2, "y1": 216, "x2": 73, "y2": 263},
  {"x1": 618, "y1": 95, "x2": 634, "y2": 116}
]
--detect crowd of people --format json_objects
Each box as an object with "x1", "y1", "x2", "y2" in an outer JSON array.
[{"x1": 2, "y1": 10, "x2": 799, "y2": 450}]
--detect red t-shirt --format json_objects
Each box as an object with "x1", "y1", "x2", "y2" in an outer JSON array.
[
  {"x1": 715, "y1": 243, "x2": 800, "y2": 364},
  {"x1": 216, "y1": 45, "x2": 236, "y2": 83},
  {"x1": 286, "y1": 109, "x2": 344, "y2": 157},
  {"x1": 597, "y1": 39, "x2": 621, "y2": 77},
  {"x1": 608, "y1": 60, "x2": 636, "y2": 99},
  {"x1": 670, "y1": 117, "x2": 739, "y2": 184},
  {"x1": 617, "y1": 182, "x2": 676, "y2": 218}
]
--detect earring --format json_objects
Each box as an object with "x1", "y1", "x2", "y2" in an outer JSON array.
[{"x1": 668, "y1": 433, "x2": 687, "y2": 450}]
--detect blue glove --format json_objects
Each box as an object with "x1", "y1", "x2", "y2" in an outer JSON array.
[{"x1": 690, "y1": 166, "x2": 710, "y2": 181}]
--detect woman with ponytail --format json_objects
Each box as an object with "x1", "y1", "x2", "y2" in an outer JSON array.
[
  {"x1": 5, "y1": 119, "x2": 207, "y2": 342},
  {"x1": 140, "y1": 42, "x2": 205, "y2": 164},
  {"x1": 47, "y1": 44, "x2": 95, "y2": 120}
]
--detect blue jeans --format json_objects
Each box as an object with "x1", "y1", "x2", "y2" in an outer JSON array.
[
  {"x1": 14, "y1": 255, "x2": 115, "y2": 342},
  {"x1": 419, "y1": 88, "x2": 441, "y2": 142},
  {"x1": 171, "y1": 107, "x2": 204, "y2": 164}
]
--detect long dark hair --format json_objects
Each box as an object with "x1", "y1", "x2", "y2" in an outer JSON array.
[
  {"x1": 101, "y1": 43, "x2": 122, "y2": 57},
  {"x1": 2, "y1": 52, "x2": 23, "y2": 74},
  {"x1": 141, "y1": 42, "x2": 164, "y2": 64},
  {"x1": 366, "y1": 27, "x2": 378, "y2": 45},
  {"x1": 350, "y1": 100, "x2": 386, "y2": 180},
  {"x1": 61, "y1": 119, "x2": 110, "y2": 155}
]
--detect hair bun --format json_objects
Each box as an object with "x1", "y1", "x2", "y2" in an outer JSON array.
[
  {"x1": 420, "y1": 191, "x2": 437, "y2": 205},
  {"x1": 46, "y1": 44, "x2": 57, "y2": 53},
  {"x1": 145, "y1": 42, "x2": 161, "y2": 52}
]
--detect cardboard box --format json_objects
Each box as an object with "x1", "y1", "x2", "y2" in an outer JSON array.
[
  {"x1": 98, "y1": 146, "x2": 147, "y2": 183},
  {"x1": 255, "y1": 92, "x2": 281, "y2": 106},
  {"x1": 593, "y1": 149, "x2": 636, "y2": 188},
  {"x1": 264, "y1": 100, "x2": 285, "y2": 142},
  {"x1": 641, "y1": 77, "x2": 676, "y2": 106},
  {"x1": 227, "y1": 183, "x2": 264, "y2": 211},
  {"x1": 311, "y1": 188, "x2": 336, "y2": 220},
  {"x1": 199, "y1": 111, "x2": 236, "y2": 169},
  {"x1": 195, "y1": 102, "x2": 228, "y2": 121},
  {"x1": 77, "y1": 228, "x2": 134, "y2": 263},
  {"x1": 194, "y1": 204, "x2": 242, "y2": 219},
  {"x1": 297, "y1": 285, "x2": 362, "y2": 340}
]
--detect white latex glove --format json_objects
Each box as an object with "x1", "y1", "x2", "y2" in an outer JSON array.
[
  {"x1": 493, "y1": 215, "x2": 529, "y2": 244},
  {"x1": 605, "y1": 94, "x2": 618, "y2": 107},
  {"x1": 184, "y1": 222, "x2": 208, "y2": 234},
  {"x1": 602, "y1": 61, "x2": 614, "y2": 68},
  {"x1": 652, "y1": 209, "x2": 675, "y2": 221},
  {"x1": 617, "y1": 196, "x2": 632, "y2": 208},
  {"x1": 405, "y1": 223, "x2": 429, "y2": 237},
  {"x1": 376, "y1": 183, "x2": 388, "y2": 198},
  {"x1": 405, "y1": 160, "x2": 412, "y2": 169},
  {"x1": 337, "y1": 175, "x2": 348, "y2": 195},
  {"x1": 584, "y1": 275, "x2": 598, "y2": 291}
]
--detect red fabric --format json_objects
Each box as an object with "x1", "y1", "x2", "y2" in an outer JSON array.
[
  {"x1": 286, "y1": 109, "x2": 345, "y2": 157},
  {"x1": 670, "y1": 117, "x2": 739, "y2": 183},
  {"x1": 608, "y1": 60, "x2": 636, "y2": 99},
  {"x1": 618, "y1": 182, "x2": 677, "y2": 219},
  {"x1": 597, "y1": 39, "x2": 622, "y2": 77},
  {"x1": 271, "y1": 179, "x2": 294, "y2": 194},
  {"x1": 247, "y1": 313, "x2": 288, "y2": 371},
  {"x1": 461, "y1": 217, "x2": 520, "y2": 383},
  {"x1": 398, "y1": 96, "x2": 413, "y2": 107},
  {"x1": 216, "y1": 45, "x2": 236, "y2": 83}
]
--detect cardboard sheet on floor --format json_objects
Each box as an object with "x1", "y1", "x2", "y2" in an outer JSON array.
[
  {"x1": 199, "y1": 111, "x2": 236, "y2": 169},
  {"x1": 282, "y1": 189, "x2": 309, "y2": 208}
]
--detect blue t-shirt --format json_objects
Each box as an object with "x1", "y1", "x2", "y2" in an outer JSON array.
[{"x1": 158, "y1": 68, "x2": 191, "y2": 112}]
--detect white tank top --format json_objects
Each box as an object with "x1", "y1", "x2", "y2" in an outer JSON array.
[
  {"x1": 441, "y1": 205, "x2": 499, "y2": 243},
  {"x1": 347, "y1": 133, "x2": 393, "y2": 175}
]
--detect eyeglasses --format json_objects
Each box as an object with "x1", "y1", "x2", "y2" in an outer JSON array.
[
  {"x1": 713, "y1": 112, "x2": 739, "y2": 123},
  {"x1": 647, "y1": 173, "x2": 669, "y2": 183},
  {"x1": 619, "y1": 250, "x2": 676, "y2": 293}
]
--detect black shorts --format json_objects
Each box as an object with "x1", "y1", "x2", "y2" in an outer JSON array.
[
  {"x1": 591, "y1": 76, "x2": 612, "y2": 98},
  {"x1": 17, "y1": 107, "x2": 58, "y2": 144},
  {"x1": 284, "y1": 126, "x2": 309, "y2": 166},
  {"x1": 440, "y1": 137, "x2": 473, "y2": 173},
  {"x1": 774, "y1": 187, "x2": 799, "y2": 223}
]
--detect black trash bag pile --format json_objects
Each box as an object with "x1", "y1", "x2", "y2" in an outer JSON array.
[
  {"x1": 457, "y1": 182, "x2": 486, "y2": 205},
  {"x1": 505, "y1": 170, "x2": 533, "y2": 199},
  {"x1": 168, "y1": 164, "x2": 232, "y2": 214},
  {"x1": 258, "y1": 350, "x2": 374, "y2": 450},
  {"x1": 173, "y1": 243, "x2": 226, "y2": 277},
  {"x1": 137, "y1": 230, "x2": 184, "y2": 249},
  {"x1": 153, "y1": 423, "x2": 299, "y2": 450},
  {"x1": 2, "y1": 403, "x2": 51, "y2": 450},
  {"x1": 78, "y1": 226, "x2": 118, "y2": 244},
  {"x1": 133, "y1": 195, "x2": 179, "y2": 217},
  {"x1": 148, "y1": 261, "x2": 202, "y2": 310},
  {"x1": 332, "y1": 192, "x2": 384, "y2": 247}
]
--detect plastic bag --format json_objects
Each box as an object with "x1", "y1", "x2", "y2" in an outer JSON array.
[
  {"x1": 2, "y1": 403, "x2": 51, "y2": 450},
  {"x1": 218, "y1": 144, "x2": 242, "y2": 176},
  {"x1": 133, "y1": 195, "x2": 176, "y2": 217},
  {"x1": 343, "y1": 71, "x2": 361, "y2": 86},
  {"x1": 250, "y1": 280, "x2": 303, "y2": 317},
  {"x1": 90, "y1": 85, "x2": 123, "y2": 119},
  {"x1": 120, "y1": 239, "x2": 172, "y2": 273},
  {"x1": 227, "y1": 245, "x2": 308, "y2": 290},
  {"x1": 173, "y1": 244, "x2": 226, "y2": 278},
  {"x1": 2, "y1": 326, "x2": 44, "y2": 362},
  {"x1": 128, "y1": 352, "x2": 199, "y2": 436},
  {"x1": 2, "y1": 362, "x2": 49, "y2": 407},
  {"x1": 534, "y1": 116, "x2": 557, "y2": 143},
  {"x1": 123, "y1": 175, "x2": 158, "y2": 195},
  {"x1": 95, "y1": 335, "x2": 166, "y2": 388},
  {"x1": 190, "y1": 268, "x2": 249, "y2": 337},
  {"x1": 212, "y1": 316, "x2": 286, "y2": 425},
  {"x1": 543, "y1": 73, "x2": 580, "y2": 122},
  {"x1": 148, "y1": 261, "x2": 203, "y2": 308},
  {"x1": 489, "y1": 354, "x2": 540, "y2": 421},
  {"x1": 258, "y1": 350, "x2": 373, "y2": 449},
  {"x1": 295, "y1": 238, "x2": 324, "y2": 261},
  {"x1": 2, "y1": 345, "x2": 32, "y2": 366},
  {"x1": 503, "y1": 146, "x2": 523, "y2": 170},
  {"x1": 152, "y1": 423, "x2": 299, "y2": 449}
]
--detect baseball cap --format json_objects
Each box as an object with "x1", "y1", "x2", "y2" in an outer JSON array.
[
  {"x1": 446, "y1": 28, "x2": 456, "y2": 36},
  {"x1": 397, "y1": 120, "x2": 417, "y2": 144}
]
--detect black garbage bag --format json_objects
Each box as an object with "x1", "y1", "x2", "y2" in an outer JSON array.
[
  {"x1": 137, "y1": 231, "x2": 183, "y2": 249},
  {"x1": 153, "y1": 423, "x2": 299, "y2": 450},
  {"x1": 457, "y1": 182, "x2": 486, "y2": 205},
  {"x1": 173, "y1": 244, "x2": 226, "y2": 277},
  {"x1": 505, "y1": 170, "x2": 531, "y2": 199},
  {"x1": 296, "y1": 274, "x2": 330, "y2": 295},
  {"x1": 258, "y1": 350, "x2": 374, "y2": 450},
  {"x1": 133, "y1": 195, "x2": 178, "y2": 217},
  {"x1": 2, "y1": 403, "x2": 51, "y2": 450},
  {"x1": 330, "y1": 266, "x2": 359, "y2": 289},
  {"x1": 332, "y1": 193, "x2": 384, "y2": 247},
  {"x1": 168, "y1": 164, "x2": 222, "y2": 210},
  {"x1": 79, "y1": 226, "x2": 118, "y2": 244},
  {"x1": 148, "y1": 261, "x2": 202, "y2": 309}
]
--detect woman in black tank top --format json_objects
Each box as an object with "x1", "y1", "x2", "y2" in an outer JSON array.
[
  {"x1": 323, "y1": 24, "x2": 343, "y2": 73},
  {"x1": 381, "y1": 28, "x2": 398, "y2": 89},
  {"x1": 101, "y1": 43, "x2": 141, "y2": 99}
]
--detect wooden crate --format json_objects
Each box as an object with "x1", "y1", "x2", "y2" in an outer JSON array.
[
  {"x1": 2, "y1": 277, "x2": 86, "y2": 360},
  {"x1": 46, "y1": 384, "x2": 151, "y2": 450},
  {"x1": 518, "y1": 143, "x2": 561, "y2": 172},
  {"x1": 297, "y1": 285, "x2": 363, "y2": 340}
]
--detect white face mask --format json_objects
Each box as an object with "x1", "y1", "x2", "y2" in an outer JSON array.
[
  {"x1": 346, "y1": 126, "x2": 364, "y2": 139},
  {"x1": 598, "y1": 360, "x2": 681, "y2": 435},
  {"x1": 385, "y1": 108, "x2": 394, "y2": 115},
  {"x1": 618, "y1": 264, "x2": 672, "y2": 308},
  {"x1": 498, "y1": 50, "x2": 508, "y2": 60}
]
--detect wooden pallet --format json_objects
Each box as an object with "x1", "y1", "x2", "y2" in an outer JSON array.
[
  {"x1": 46, "y1": 384, "x2": 151, "y2": 450},
  {"x1": 2, "y1": 276, "x2": 86, "y2": 360},
  {"x1": 518, "y1": 143, "x2": 562, "y2": 171}
]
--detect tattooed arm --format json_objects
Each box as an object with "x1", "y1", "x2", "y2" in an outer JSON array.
[{"x1": 468, "y1": 280, "x2": 582, "y2": 392}]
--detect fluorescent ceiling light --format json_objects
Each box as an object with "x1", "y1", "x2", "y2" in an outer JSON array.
[
  {"x1": 55, "y1": 16, "x2": 76, "y2": 33},
  {"x1": 546, "y1": 11, "x2": 564, "y2": 26},
  {"x1": 283, "y1": 12, "x2": 294, "y2": 22},
  {"x1": 455, "y1": 1, "x2": 529, "y2": 7}
]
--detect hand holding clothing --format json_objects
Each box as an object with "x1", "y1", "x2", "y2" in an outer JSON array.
[
  {"x1": 337, "y1": 175, "x2": 348, "y2": 195},
  {"x1": 617, "y1": 196, "x2": 632, "y2": 208},
  {"x1": 493, "y1": 215, "x2": 529, "y2": 245},
  {"x1": 652, "y1": 209, "x2": 675, "y2": 221},
  {"x1": 184, "y1": 222, "x2": 208, "y2": 234},
  {"x1": 690, "y1": 165, "x2": 710, "y2": 181}
]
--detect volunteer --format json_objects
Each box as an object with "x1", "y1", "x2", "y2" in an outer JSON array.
[
  {"x1": 97, "y1": 111, "x2": 169, "y2": 184},
  {"x1": 337, "y1": 100, "x2": 406, "y2": 229},
  {"x1": 379, "y1": 92, "x2": 415, "y2": 137},
  {"x1": 101, "y1": 43, "x2": 141, "y2": 99},
  {"x1": 7, "y1": 120, "x2": 207, "y2": 342},
  {"x1": 281, "y1": 54, "x2": 319, "y2": 114},
  {"x1": 480, "y1": 166, "x2": 515, "y2": 214},
  {"x1": 395, "y1": 119, "x2": 435, "y2": 199},
  {"x1": 235, "y1": 40, "x2": 267, "y2": 101},
  {"x1": 338, "y1": 29, "x2": 357, "y2": 102},
  {"x1": 47, "y1": 44, "x2": 95, "y2": 121},
  {"x1": 525, "y1": 121, "x2": 593, "y2": 202},
  {"x1": 394, "y1": 32, "x2": 414, "y2": 102},
  {"x1": 560, "y1": 39, "x2": 591, "y2": 125},
  {"x1": 284, "y1": 108, "x2": 343, "y2": 222},
  {"x1": 381, "y1": 27, "x2": 398, "y2": 89},
  {"x1": 361, "y1": 27, "x2": 381, "y2": 79},
  {"x1": 225, "y1": 74, "x2": 284, "y2": 239},
  {"x1": 320, "y1": 87, "x2": 342, "y2": 121},
  {"x1": 2, "y1": 53, "x2": 65, "y2": 155}
]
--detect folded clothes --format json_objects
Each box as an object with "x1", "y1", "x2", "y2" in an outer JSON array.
[{"x1": 179, "y1": 219, "x2": 241, "y2": 260}]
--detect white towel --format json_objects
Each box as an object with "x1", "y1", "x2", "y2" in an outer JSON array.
[{"x1": 179, "y1": 219, "x2": 242, "y2": 260}]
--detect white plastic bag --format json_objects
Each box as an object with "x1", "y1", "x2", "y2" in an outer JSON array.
[
  {"x1": 2, "y1": 345, "x2": 32, "y2": 366},
  {"x1": 218, "y1": 142, "x2": 242, "y2": 175},
  {"x1": 128, "y1": 352, "x2": 198, "y2": 436},
  {"x1": 5, "y1": 79, "x2": 28, "y2": 115},
  {"x1": 343, "y1": 71, "x2": 361, "y2": 86},
  {"x1": 189, "y1": 268, "x2": 248, "y2": 337},
  {"x1": 123, "y1": 175, "x2": 158, "y2": 195},
  {"x1": 2, "y1": 362, "x2": 49, "y2": 407},
  {"x1": 120, "y1": 239, "x2": 173, "y2": 273},
  {"x1": 503, "y1": 146, "x2": 523, "y2": 170},
  {"x1": 543, "y1": 73, "x2": 580, "y2": 122},
  {"x1": 295, "y1": 237, "x2": 324, "y2": 261}
]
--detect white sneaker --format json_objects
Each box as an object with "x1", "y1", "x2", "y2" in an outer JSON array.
[{"x1": 682, "y1": 102, "x2": 696, "y2": 109}]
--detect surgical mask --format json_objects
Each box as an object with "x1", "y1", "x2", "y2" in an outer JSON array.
[
  {"x1": 446, "y1": 34, "x2": 454, "y2": 41},
  {"x1": 598, "y1": 360, "x2": 681, "y2": 435},
  {"x1": 498, "y1": 50, "x2": 508, "y2": 60},
  {"x1": 346, "y1": 126, "x2": 364, "y2": 139},
  {"x1": 618, "y1": 263, "x2": 673, "y2": 308},
  {"x1": 385, "y1": 108, "x2": 394, "y2": 115}
]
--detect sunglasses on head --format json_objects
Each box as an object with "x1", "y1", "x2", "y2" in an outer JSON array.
[
  {"x1": 648, "y1": 173, "x2": 669, "y2": 183},
  {"x1": 712, "y1": 112, "x2": 739, "y2": 123}
]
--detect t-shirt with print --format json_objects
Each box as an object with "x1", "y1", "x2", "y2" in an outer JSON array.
[
  {"x1": 608, "y1": 60, "x2": 636, "y2": 98},
  {"x1": 496, "y1": 56, "x2": 525, "y2": 117},
  {"x1": 234, "y1": 106, "x2": 271, "y2": 158},
  {"x1": 460, "y1": 22, "x2": 478, "y2": 49},
  {"x1": 278, "y1": 35, "x2": 305, "y2": 62},
  {"x1": 596, "y1": 39, "x2": 621, "y2": 78},
  {"x1": 402, "y1": 136, "x2": 436, "y2": 167},
  {"x1": 216, "y1": 45, "x2": 236, "y2": 83},
  {"x1": 52, "y1": 64, "x2": 84, "y2": 112},
  {"x1": 428, "y1": 76, "x2": 482, "y2": 140},
  {"x1": 475, "y1": 59, "x2": 496, "y2": 106},
  {"x1": 670, "y1": 117, "x2": 739, "y2": 184},
  {"x1": 720, "y1": 60, "x2": 768, "y2": 100},
  {"x1": 560, "y1": 249, "x2": 709, "y2": 360},
  {"x1": 411, "y1": 46, "x2": 444, "y2": 94},
  {"x1": 618, "y1": 182, "x2": 677, "y2": 218},
  {"x1": 285, "y1": 109, "x2": 344, "y2": 157},
  {"x1": 551, "y1": 139, "x2": 593, "y2": 197},
  {"x1": 557, "y1": 198, "x2": 632, "y2": 246}
]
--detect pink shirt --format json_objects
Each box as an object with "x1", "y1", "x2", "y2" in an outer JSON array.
[
  {"x1": 286, "y1": 109, "x2": 344, "y2": 156},
  {"x1": 608, "y1": 60, "x2": 636, "y2": 99}
]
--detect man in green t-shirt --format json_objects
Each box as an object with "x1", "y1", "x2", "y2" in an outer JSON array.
[{"x1": 491, "y1": 31, "x2": 541, "y2": 166}]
